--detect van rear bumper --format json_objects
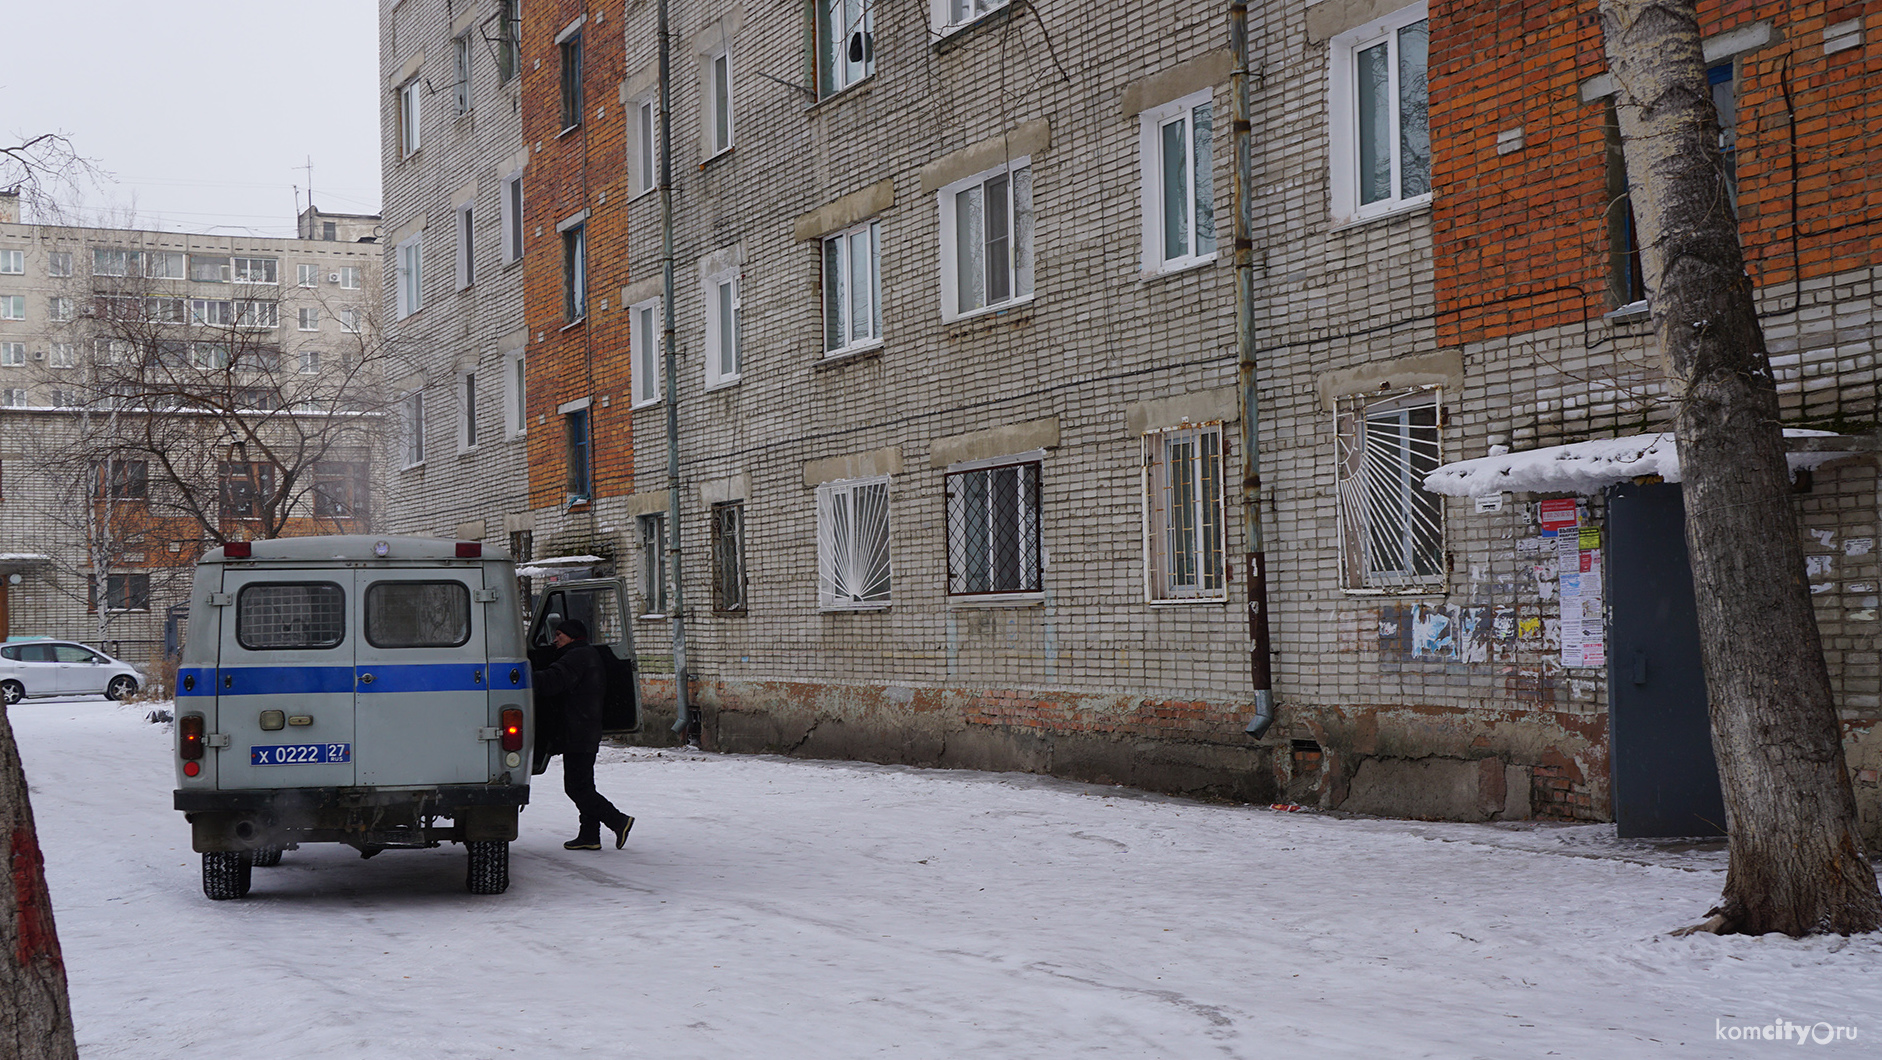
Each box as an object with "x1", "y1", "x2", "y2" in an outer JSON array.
[
  {"x1": 176, "y1": 785, "x2": 530, "y2": 851},
  {"x1": 175, "y1": 784, "x2": 530, "y2": 813}
]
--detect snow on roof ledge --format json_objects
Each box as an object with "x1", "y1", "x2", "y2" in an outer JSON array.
[{"x1": 1422, "y1": 429, "x2": 1849, "y2": 498}]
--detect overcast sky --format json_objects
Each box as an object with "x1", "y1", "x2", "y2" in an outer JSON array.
[{"x1": 6, "y1": 0, "x2": 383, "y2": 238}]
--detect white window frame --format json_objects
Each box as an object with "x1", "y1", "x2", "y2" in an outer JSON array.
[
  {"x1": 1335, "y1": 387, "x2": 1445, "y2": 592},
  {"x1": 231, "y1": 257, "x2": 278, "y2": 285},
  {"x1": 297, "y1": 263, "x2": 319, "y2": 287},
  {"x1": 49, "y1": 296, "x2": 74, "y2": 322},
  {"x1": 937, "y1": 158, "x2": 1034, "y2": 322},
  {"x1": 0, "y1": 342, "x2": 23, "y2": 367},
  {"x1": 47, "y1": 251, "x2": 71, "y2": 278},
  {"x1": 561, "y1": 219, "x2": 587, "y2": 322},
  {"x1": 339, "y1": 307, "x2": 362, "y2": 333},
  {"x1": 49, "y1": 343, "x2": 75, "y2": 369},
  {"x1": 148, "y1": 251, "x2": 186, "y2": 279},
  {"x1": 931, "y1": 0, "x2": 1011, "y2": 34},
  {"x1": 499, "y1": 169, "x2": 525, "y2": 266},
  {"x1": 0, "y1": 388, "x2": 27, "y2": 407},
  {"x1": 819, "y1": 0, "x2": 875, "y2": 96},
  {"x1": 705, "y1": 47, "x2": 734, "y2": 158},
  {"x1": 1327, "y1": 3, "x2": 1432, "y2": 226},
  {"x1": 945, "y1": 454, "x2": 1044, "y2": 600},
  {"x1": 399, "y1": 77, "x2": 422, "y2": 158},
  {"x1": 0, "y1": 295, "x2": 24, "y2": 321},
  {"x1": 400, "y1": 389, "x2": 427, "y2": 468},
  {"x1": 234, "y1": 300, "x2": 279, "y2": 329},
  {"x1": 299, "y1": 350, "x2": 320, "y2": 374},
  {"x1": 1139, "y1": 88, "x2": 1218, "y2": 274},
  {"x1": 502, "y1": 347, "x2": 527, "y2": 438},
  {"x1": 454, "y1": 31, "x2": 474, "y2": 115},
  {"x1": 458, "y1": 369, "x2": 479, "y2": 452},
  {"x1": 396, "y1": 233, "x2": 424, "y2": 319},
  {"x1": 637, "y1": 512, "x2": 669, "y2": 618},
  {"x1": 816, "y1": 475, "x2": 893, "y2": 611},
  {"x1": 632, "y1": 96, "x2": 658, "y2": 197},
  {"x1": 297, "y1": 306, "x2": 320, "y2": 331},
  {"x1": 456, "y1": 201, "x2": 476, "y2": 290},
  {"x1": 0, "y1": 249, "x2": 24, "y2": 275},
  {"x1": 822, "y1": 220, "x2": 883, "y2": 357},
  {"x1": 702, "y1": 268, "x2": 741, "y2": 389},
  {"x1": 630, "y1": 298, "x2": 663, "y2": 407},
  {"x1": 338, "y1": 265, "x2": 362, "y2": 290},
  {"x1": 1142, "y1": 423, "x2": 1228, "y2": 604}
]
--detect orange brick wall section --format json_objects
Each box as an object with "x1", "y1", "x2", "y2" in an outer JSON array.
[
  {"x1": 1431, "y1": 0, "x2": 1882, "y2": 345},
  {"x1": 521, "y1": 1, "x2": 635, "y2": 513}
]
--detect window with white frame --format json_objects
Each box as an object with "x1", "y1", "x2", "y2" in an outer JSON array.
[
  {"x1": 703, "y1": 269, "x2": 740, "y2": 388},
  {"x1": 338, "y1": 265, "x2": 362, "y2": 289},
  {"x1": 192, "y1": 343, "x2": 231, "y2": 370},
  {"x1": 1143, "y1": 423, "x2": 1227, "y2": 602},
  {"x1": 189, "y1": 254, "x2": 229, "y2": 283},
  {"x1": 401, "y1": 390, "x2": 427, "y2": 467},
  {"x1": 1328, "y1": 3, "x2": 1430, "y2": 224},
  {"x1": 0, "y1": 388, "x2": 27, "y2": 407},
  {"x1": 299, "y1": 350, "x2": 320, "y2": 374},
  {"x1": 0, "y1": 342, "x2": 23, "y2": 366},
  {"x1": 298, "y1": 306, "x2": 320, "y2": 331},
  {"x1": 1334, "y1": 388, "x2": 1443, "y2": 590},
  {"x1": 399, "y1": 77, "x2": 422, "y2": 157},
  {"x1": 1, "y1": 295, "x2": 24, "y2": 320},
  {"x1": 49, "y1": 343, "x2": 74, "y2": 368},
  {"x1": 396, "y1": 234, "x2": 423, "y2": 319},
  {"x1": 147, "y1": 297, "x2": 186, "y2": 324},
  {"x1": 231, "y1": 257, "x2": 278, "y2": 284},
  {"x1": 459, "y1": 370, "x2": 479, "y2": 450},
  {"x1": 456, "y1": 202, "x2": 476, "y2": 289},
  {"x1": 633, "y1": 97, "x2": 657, "y2": 195},
  {"x1": 562, "y1": 222, "x2": 586, "y2": 321},
  {"x1": 0, "y1": 249, "x2": 23, "y2": 274},
  {"x1": 631, "y1": 299, "x2": 662, "y2": 406},
  {"x1": 93, "y1": 248, "x2": 143, "y2": 277},
  {"x1": 933, "y1": 0, "x2": 1010, "y2": 32},
  {"x1": 637, "y1": 512, "x2": 668, "y2": 617},
  {"x1": 148, "y1": 251, "x2": 186, "y2": 279},
  {"x1": 454, "y1": 32, "x2": 474, "y2": 114},
  {"x1": 49, "y1": 296, "x2": 73, "y2": 322},
  {"x1": 189, "y1": 298, "x2": 230, "y2": 326},
  {"x1": 47, "y1": 251, "x2": 71, "y2": 277},
  {"x1": 340, "y1": 306, "x2": 362, "y2": 333},
  {"x1": 819, "y1": 0, "x2": 874, "y2": 96},
  {"x1": 711, "y1": 501, "x2": 747, "y2": 612},
  {"x1": 816, "y1": 476, "x2": 892, "y2": 610},
  {"x1": 50, "y1": 388, "x2": 80, "y2": 408},
  {"x1": 823, "y1": 220, "x2": 881, "y2": 356},
  {"x1": 564, "y1": 406, "x2": 591, "y2": 503},
  {"x1": 297, "y1": 263, "x2": 319, "y2": 287},
  {"x1": 1140, "y1": 89, "x2": 1217, "y2": 272},
  {"x1": 938, "y1": 160, "x2": 1034, "y2": 320},
  {"x1": 503, "y1": 348, "x2": 527, "y2": 437},
  {"x1": 946, "y1": 458, "x2": 1042, "y2": 597},
  {"x1": 500, "y1": 170, "x2": 525, "y2": 265},
  {"x1": 706, "y1": 48, "x2": 734, "y2": 156},
  {"x1": 234, "y1": 300, "x2": 278, "y2": 329}
]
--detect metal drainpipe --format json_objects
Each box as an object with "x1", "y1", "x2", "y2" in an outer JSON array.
[
  {"x1": 1231, "y1": 0, "x2": 1276, "y2": 739},
  {"x1": 657, "y1": 0, "x2": 692, "y2": 740}
]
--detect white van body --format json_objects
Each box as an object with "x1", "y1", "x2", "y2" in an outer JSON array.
[{"x1": 173, "y1": 536, "x2": 534, "y2": 898}]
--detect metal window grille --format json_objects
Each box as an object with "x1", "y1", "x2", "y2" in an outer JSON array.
[
  {"x1": 1144, "y1": 425, "x2": 1225, "y2": 600},
  {"x1": 1334, "y1": 388, "x2": 1444, "y2": 591},
  {"x1": 946, "y1": 462, "x2": 1041, "y2": 595},
  {"x1": 711, "y1": 502, "x2": 747, "y2": 612},
  {"x1": 638, "y1": 514, "x2": 667, "y2": 616},
  {"x1": 817, "y1": 477, "x2": 891, "y2": 609},
  {"x1": 236, "y1": 582, "x2": 346, "y2": 649},
  {"x1": 365, "y1": 581, "x2": 471, "y2": 648}
]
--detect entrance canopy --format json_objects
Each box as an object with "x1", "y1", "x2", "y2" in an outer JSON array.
[{"x1": 1422, "y1": 429, "x2": 1857, "y2": 498}]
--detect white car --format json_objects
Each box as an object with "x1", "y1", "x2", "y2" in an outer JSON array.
[{"x1": 0, "y1": 640, "x2": 145, "y2": 704}]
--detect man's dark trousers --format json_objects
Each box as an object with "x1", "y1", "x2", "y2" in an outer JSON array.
[{"x1": 563, "y1": 749, "x2": 630, "y2": 841}]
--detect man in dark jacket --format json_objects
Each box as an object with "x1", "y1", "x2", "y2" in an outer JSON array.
[{"x1": 533, "y1": 619, "x2": 635, "y2": 850}]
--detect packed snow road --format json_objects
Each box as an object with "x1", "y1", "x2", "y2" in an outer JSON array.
[{"x1": 15, "y1": 697, "x2": 1880, "y2": 1057}]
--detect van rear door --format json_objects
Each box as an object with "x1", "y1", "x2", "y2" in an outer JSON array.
[
  {"x1": 352, "y1": 566, "x2": 492, "y2": 786},
  {"x1": 216, "y1": 571, "x2": 357, "y2": 789}
]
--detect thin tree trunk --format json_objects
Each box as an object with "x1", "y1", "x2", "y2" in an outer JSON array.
[
  {"x1": 0, "y1": 706, "x2": 79, "y2": 1058},
  {"x1": 1598, "y1": 0, "x2": 1881, "y2": 935}
]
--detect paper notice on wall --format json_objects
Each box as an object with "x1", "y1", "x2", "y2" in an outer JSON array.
[
  {"x1": 1559, "y1": 596, "x2": 1585, "y2": 667},
  {"x1": 1540, "y1": 498, "x2": 1579, "y2": 533},
  {"x1": 1558, "y1": 534, "x2": 1581, "y2": 574}
]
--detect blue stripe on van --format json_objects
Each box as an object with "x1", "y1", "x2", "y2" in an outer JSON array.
[{"x1": 178, "y1": 662, "x2": 532, "y2": 696}]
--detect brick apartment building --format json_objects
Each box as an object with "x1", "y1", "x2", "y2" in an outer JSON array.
[{"x1": 381, "y1": 0, "x2": 1881, "y2": 842}]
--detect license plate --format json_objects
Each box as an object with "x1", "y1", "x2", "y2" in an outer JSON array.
[{"x1": 251, "y1": 743, "x2": 351, "y2": 765}]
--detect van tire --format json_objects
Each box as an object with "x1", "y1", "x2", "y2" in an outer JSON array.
[
  {"x1": 203, "y1": 852, "x2": 253, "y2": 900},
  {"x1": 251, "y1": 846, "x2": 283, "y2": 867},
  {"x1": 466, "y1": 840, "x2": 509, "y2": 895}
]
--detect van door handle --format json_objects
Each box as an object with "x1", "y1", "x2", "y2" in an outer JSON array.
[
  {"x1": 223, "y1": 674, "x2": 233, "y2": 690},
  {"x1": 359, "y1": 672, "x2": 374, "y2": 685}
]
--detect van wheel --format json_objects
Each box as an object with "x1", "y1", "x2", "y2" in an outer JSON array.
[
  {"x1": 106, "y1": 675, "x2": 137, "y2": 701},
  {"x1": 251, "y1": 846, "x2": 283, "y2": 867},
  {"x1": 1, "y1": 681, "x2": 22, "y2": 706},
  {"x1": 466, "y1": 840, "x2": 509, "y2": 895},
  {"x1": 203, "y1": 852, "x2": 253, "y2": 900}
]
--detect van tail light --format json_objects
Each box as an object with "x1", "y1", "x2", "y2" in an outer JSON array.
[
  {"x1": 223, "y1": 541, "x2": 252, "y2": 558},
  {"x1": 456, "y1": 542, "x2": 482, "y2": 558},
  {"x1": 499, "y1": 708, "x2": 524, "y2": 752},
  {"x1": 179, "y1": 714, "x2": 206, "y2": 760}
]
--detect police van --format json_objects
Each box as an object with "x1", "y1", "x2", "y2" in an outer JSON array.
[{"x1": 173, "y1": 536, "x2": 547, "y2": 899}]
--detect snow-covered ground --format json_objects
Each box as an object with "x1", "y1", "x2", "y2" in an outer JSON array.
[{"x1": 15, "y1": 697, "x2": 1881, "y2": 1058}]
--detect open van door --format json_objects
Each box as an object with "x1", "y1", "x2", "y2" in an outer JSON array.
[{"x1": 527, "y1": 579, "x2": 640, "y2": 772}]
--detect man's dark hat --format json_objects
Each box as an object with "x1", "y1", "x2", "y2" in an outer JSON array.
[{"x1": 557, "y1": 618, "x2": 589, "y2": 640}]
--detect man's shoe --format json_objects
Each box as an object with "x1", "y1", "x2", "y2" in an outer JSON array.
[
  {"x1": 563, "y1": 837, "x2": 602, "y2": 851},
  {"x1": 612, "y1": 816, "x2": 635, "y2": 849}
]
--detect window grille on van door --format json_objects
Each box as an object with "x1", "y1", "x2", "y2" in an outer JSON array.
[
  {"x1": 236, "y1": 583, "x2": 346, "y2": 650},
  {"x1": 1334, "y1": 387, "x2": 1444, "y2": 591}
]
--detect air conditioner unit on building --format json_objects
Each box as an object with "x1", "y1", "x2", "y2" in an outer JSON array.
[
  {"x1": 30, "y1": 349, "x2": 44, "y2": 361},
  {"x1": 328, "y1": 273, "x2": 341, "y2": 283}
]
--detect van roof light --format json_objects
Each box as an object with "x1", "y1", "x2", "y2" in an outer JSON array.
[
  {"x1": 456, "y1": 542, "x2": 482, "y2": 558},
  {"x1": 223, "y1": 541, "x2": 251, "y2": 559}
]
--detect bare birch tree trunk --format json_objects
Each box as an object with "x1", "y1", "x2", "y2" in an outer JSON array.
[
  {"x1": 1598, "y1": 0, "x2": 1881, "y2": 935},
  {"x1": 0, "y1": 706, "x2": 79, "y2": 1058}
]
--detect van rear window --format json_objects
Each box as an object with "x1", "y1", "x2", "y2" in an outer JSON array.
[
  {"x1": 237, "y1": 583, "x2": 347, "y2": 650},
  {"x1": 366, "y1": 581, "x2": 471, "y2": 648}
]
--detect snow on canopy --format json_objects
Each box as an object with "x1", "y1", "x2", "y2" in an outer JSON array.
[{"x1": 1422, "y1": 429, "x2": 1848, "y2": 498}]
